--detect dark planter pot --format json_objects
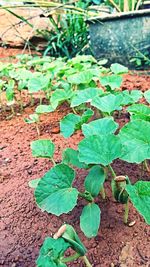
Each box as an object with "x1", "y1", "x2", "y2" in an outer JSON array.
[{"x1": 87, "y1": 9, "x2": 150, "y2": 68}]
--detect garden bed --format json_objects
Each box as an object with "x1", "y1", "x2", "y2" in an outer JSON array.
[{"x1": 0, "y1": 49, "x2": 150, "y2": 266}]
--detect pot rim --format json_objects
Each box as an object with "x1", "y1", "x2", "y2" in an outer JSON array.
[{"x1": 87, "y1": 8, "x2": 150, "y2": 22}]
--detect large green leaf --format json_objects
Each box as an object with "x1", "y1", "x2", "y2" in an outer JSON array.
[
  {"x1": 50, "y1": 89, "x2": 74, "y2": 110},
  {"x1": 91, "y1": 94, "x2": 123, "y2": 114},
  {"x1": 67, "y1": 70, "x2": 94, "y2": 84},
  {"x1": 80, "y1": 203, "x2": 101, "y2": 238},
  {"x1": 126, "y1": 181, "x2": 150, "y2": 225},
  {"x1": 127, "y1": 104, "x2": 150, "y2": 122},
  {"x1": 84, "y1": 166, "x2": 105, "y2": 197},
  {"x1": 119, "y1": 120, "x2": 150, "y2": 163},
  {"x1": 110, "y1": 63, "x2": 128, "y2": 74},
  {"x1": 28, "y1": 74, "x2": 50, "y2": 93},
  {"x1": 36, "y1": 237, "x2": 69, "y2": 267},
  {"x1": 31, "y1": 139, "x2": 55, "y2": 159},
  {"x1": 82, "y1": 117, "x2": 118, "y2": 137},
  {"x1": 62, "y1": 148, "x2": 88, "y2": 169},
  {"x1": 62, "y1": 224, "x2": 87, "y2": 256},
  {"x1": 120, "y1": 90, "x2": 142, "y2": 106},
  {"x1": 78, "y1": 134, "x2": 122, "y2": 166},
  {"x1": 100, "y1": 74, "x2": 122, "y2": 90},
  {"x1": 144, "y1": 90, "x2": 150, "y2": 104},
  {"x1": 71, "y1": 88, "x2": 101, "y2": 107},
  {"x1": 35, "y1": 164, "x2": 78, "y2": 215},
  {"x1": 60, "y1": 109, "x2": 93, "y2": 138}
]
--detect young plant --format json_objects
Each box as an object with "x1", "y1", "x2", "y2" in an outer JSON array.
[
  {"x1": 37, "y1": 224, "x2": 92, "y2": 267},
  {"x1": 30, "y1": 139, "x2": 106, "y2": 238},
  {"x1": 24, "y1": 114, "x2": 40, "y2": 136}
]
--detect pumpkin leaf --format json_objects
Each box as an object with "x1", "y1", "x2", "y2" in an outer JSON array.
[
  {"x1": 36, "y1": 237, "x2": 69, "y2": 267},
  {"x1": 78, "y1": 134, "x2": 122, "y2": 166},
  {"x1": 91, "y1": 94, "x2": 123, "y2": 114},
  {"x1": 84, "y1": 166, "x2": 105, "y2": 197},
  {"x1": 35, "y1": 164, "x2": 78, "y2": 215},
  {"x1": 31, "y1": 139, "x2": 55, "y2": 159},
  {"x1": 62, "y1": 148, "x2": 88, "y2": 169},
  {"x1": 126, "y1": 181, "x2": 150, "y2": 225},
  {"x1": 82, "y1": 117, "x2": 118, "y2": 137},
  {"x1": 80, "y1": 203, "x2": 101, "y2": 238},
  {"x1": 119, "y1": 120, "x2": 150, "y2": 163}
]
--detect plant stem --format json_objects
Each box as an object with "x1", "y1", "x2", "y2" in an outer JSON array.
[
  {"x1": 100, "y1": 186, "x2": 106, "y2": 200},
  {"x1": 30, "y1": 94, "x2": 34, "y2": 106},
  {"x1": 62, "y1": 252, "x2": 80, "y2": 263},
  {"x1": 143, "y1": 160, "x2": 150, "y2": 173},
  {"x1": 35, "y1": 124, "x2": 40, "y2": 137},
  {"x1": 51, "y1": 157, "x2": 56, "y2": 166},
  {"x1": 72, "y1": 107, "x2": 77, "y2": 114},
  {"x1": 11, "y1": 105, "x2": 15, "y2": 116},
  {"x1": 124, "y1": 198, "x2": 129, "y2": 224},
  {"x1": 82, "y1": 255, "x2": 93, "y2": 267},
  {"x1": 40, "y1": 94, "x2": 43, "y2": 105},
  {"x1": 108, "y1": 164, "x2": 116, "y2": 179}
]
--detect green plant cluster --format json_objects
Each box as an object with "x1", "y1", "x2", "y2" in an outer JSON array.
[{"x1": 1, "y1": 54, "x2": 150, "y2": 266}]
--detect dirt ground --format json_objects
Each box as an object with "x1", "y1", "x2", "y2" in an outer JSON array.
[{"x1": 0, "y1": 49, "x2": 150, "y2": 267}]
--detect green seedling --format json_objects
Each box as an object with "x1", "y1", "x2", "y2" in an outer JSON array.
[
  {"x1": 24, "y1": 114, "x2": 40, "y2": 136},
  {"x1": 36, "y1": 224, "x2": 92, "y2": 267},
  {"x1": 5, "y1": 79, "x2": 15, "y2": 116}
]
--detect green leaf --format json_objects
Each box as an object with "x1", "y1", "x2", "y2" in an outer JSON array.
[
  {"x1": 67, "y1": 70, "x2": 94, "y2": 84},
  {"x1": 80, "y1": 203, "x2": 101, "y2": 238},
  {"x1": 36, "y1": 105, "x2": 54, "y2": 114},
  {"x1": 127, "y1": 104, "x2": 150, "y2": 122},
  {"x1": 100, "y1": 75, "x2": 122, "y2": 90},
  {"x1": 144, "y1": 90, "x2": 150, "y2": 104},
  {"x1": 82, "y1": 117, "x2": 118, "y2": 137},
  {"x1": 24, "y1": 113, "x2": 39, "y2": 124},
  {"x1": 84, "y1": 166, "x2": 105, "y2": 197},
  {"x1": 62, "y1": 224, "x2": 87, "y2": 256},
  {"x1": 36, "y1": 237, "x2": 69, "y2": 267},
  {"x1": 71, "y1": 88, "x2": 101, "y2": 107},
  {"x1": 50, "y1": 89, "x2": 74, "y2": 110},
  {"x1": 28, "y1": 178, "x2": 41, "y2": 189},
  {"x1": 78, "y1": 134, "x2": 122, "y2": 166},
  {"x1": 31, "y1": 139, "x2": 55, "y2": 159},
  {"x1": 5, "y1": 79, "x2": 15, "y2": 102},
  {"x1": 60, "y1": 109, "x2": 93, "y2": 138},
  {"x1": 126, "y1": 181, "x2": 150, "y2": 225},
  {"x1": 35, "y1": 164, "x2": 78, "y2": 215},
  {"x1": 121, "y1": 90, "x2": 142, "y2": 105},
  {"x1": 60, "y1": 113, "x2": 81, "y2": 138},
  {"x1": 91, "y1": 94, "x2": 123, "y2": 114},
  {"x1": 80, "y1": 109, "x2": 94, "y2": 126},
  {"x1": 62, "y1": 148, "x2": 88, "y2": 169},
  {"x1": 28, "y1": 74, "x2": 50, "y2": 93},
  {"x1": 68, "y1": 55, "x2": 96, "y2": 65},
  {"x1": 119, "y1": 120, "x2": 150, "y2": 163},
  {"x1": 110, "y1": 63, "x2": 128, "y2": 74}
]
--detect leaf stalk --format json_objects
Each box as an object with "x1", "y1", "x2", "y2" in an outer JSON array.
[
  {"x1": 82, "y1": 255, "x2": 93, "y2": 267},
  {"x1": 123, "y1": 198, "x2": 129, "y2": 224}
]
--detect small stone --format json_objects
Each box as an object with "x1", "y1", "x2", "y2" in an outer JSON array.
[
  {"x1": 51, "y1": 127, "x2": 60, "y2": 134},
  {"x1": 128, "y1": 220, "x2": 136, "y2": 227}
]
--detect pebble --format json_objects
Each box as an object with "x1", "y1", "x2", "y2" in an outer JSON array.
[{"x1": 128, "y1": 220, "x2": 136, "y2": 227}]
